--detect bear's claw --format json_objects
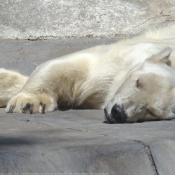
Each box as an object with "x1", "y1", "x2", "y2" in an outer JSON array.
[
  {"x1": 9, "y1": 105, "x2": 14, "y2": 113},
  {"x1": 41, "y1": 103, "x2": 46, "y2": 114},
  {"x1": 6, "y1": 93, "x2": 57, "y2": 114}
]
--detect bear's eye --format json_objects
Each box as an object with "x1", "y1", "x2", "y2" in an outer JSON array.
[{"x1": 136, "y1": 79, "x2": 142, "y2": 89}]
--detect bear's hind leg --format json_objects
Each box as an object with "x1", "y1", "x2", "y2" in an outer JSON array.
[{"x1": 0, "y1": 68, "x2": 28, "y2": 107}]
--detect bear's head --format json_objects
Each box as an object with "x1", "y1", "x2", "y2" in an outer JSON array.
[{"x1": 104, "y1": 47, "x2": 175, "y2": 123}]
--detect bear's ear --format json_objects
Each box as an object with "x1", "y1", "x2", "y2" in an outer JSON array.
[{"x1": 147, "y1": 47, "x2": 172, "y2": 64}]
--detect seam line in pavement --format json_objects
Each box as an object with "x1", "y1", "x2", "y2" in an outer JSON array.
[{"x1": 133, "y1": 140, "x2": 159, "y2": 175}]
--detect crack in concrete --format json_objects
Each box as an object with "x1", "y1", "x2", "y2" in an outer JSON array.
[
  {"x1": 133, "y1": 15, "x2": 158, "y2": 29},
  {"x1": 19, "y1": 118, "x2": 56, "y2": 127},
  {"x1": 66, "y1": 127, "x2": 88, "y2": 132},
  {"x1": 133, "y1": 140, "x2": 159, "y2": 175},
  {"x1": 133, "y1": 8, "x2": 174, "y2": 30}
]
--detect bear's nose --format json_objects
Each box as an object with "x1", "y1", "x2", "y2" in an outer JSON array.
[
  {"x1": 111, "y1": 104, "x2": 127, "y2": 123},
  {"x1": 104, "y1": 104, "x2": 127, "y2": 124}
]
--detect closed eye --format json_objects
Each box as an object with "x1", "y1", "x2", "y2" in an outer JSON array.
[{"x1": 136, "y1": 79, "x2": 142, "y2": 89}]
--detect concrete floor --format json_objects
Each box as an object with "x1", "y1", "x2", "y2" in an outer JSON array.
[{"x1": 0, "y1": 39, "x2": 175, "y2": 174}]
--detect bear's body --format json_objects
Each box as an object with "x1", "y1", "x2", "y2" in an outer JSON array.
[{"x1": 1, "y1": 25, "x2": 175, "y2": 123}]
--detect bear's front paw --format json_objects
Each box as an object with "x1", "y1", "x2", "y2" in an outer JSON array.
[{"x1": 6, "y1": 93, "x2": 57, "y2": 114}]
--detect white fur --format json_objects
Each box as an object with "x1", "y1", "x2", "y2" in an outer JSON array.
[{"x1": 1, "y1": 24, "x2": 175, "y2": 122}]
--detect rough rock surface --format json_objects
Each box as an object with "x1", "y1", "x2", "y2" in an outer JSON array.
[
  {"x1": 0, "y1": 0, "x2": 175, "y2": 39},
  {"x1": 0, "y1": 39, "x2": 175, "y2": 174}
]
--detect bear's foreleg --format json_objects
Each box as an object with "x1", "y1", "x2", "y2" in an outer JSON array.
[{"x1": 5, "y1": 62, "x2": 65, "y2": 114}]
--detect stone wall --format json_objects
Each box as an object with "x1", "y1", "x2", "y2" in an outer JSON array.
[{"x1": 0, "y1": 0, "x2": 175, "y2": 39}]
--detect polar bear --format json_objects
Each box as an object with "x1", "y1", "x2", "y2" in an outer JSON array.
[{"x1": 1, "y1": 25, "x2": 175, "y2": 123}]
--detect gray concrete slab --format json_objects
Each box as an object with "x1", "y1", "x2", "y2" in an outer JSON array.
[
  {"x1": 0, "y1": 39, "x2": 175, "y2": 174},
  {"x1": 0, "y1": 113, "x2": 156, "y2": 174},
  {"x1": 150, "y1": 140, "x2": 175, "y2": 175},
  {"x1": 1, "y1": 109, "x2": 175, "y2": 174},
  {"x1": 0, "y1": 0, "x2": 175, "y2": 39}
]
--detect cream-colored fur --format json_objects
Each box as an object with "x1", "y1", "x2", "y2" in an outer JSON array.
[
  {"x1": 1, "y1": 24, "x2": 175, "y2": 123},
  {"x1": 0, "y1": 69, "x2": 28, "y2": 107}
]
